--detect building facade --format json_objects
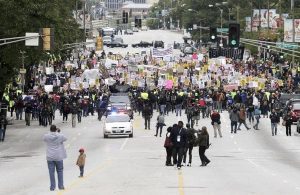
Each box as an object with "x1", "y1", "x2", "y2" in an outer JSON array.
[{"x1": 105, "y1": 0, "x2": 146, "y2": 11}]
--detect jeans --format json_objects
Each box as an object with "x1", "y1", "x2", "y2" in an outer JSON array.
[
  {"x1": 16, "y1": 108, "x2": 23, "y2": 120},
  {"x1": 199, "y1": 146, "x2": 210, "y2": 165},
  {"x1": 72, "y1": 114, "x2": 76, "y2": 128},
  {"x1": 47, "y1": 160, "x2": 64, "y2": 190},
  {"x1": 183, "y1": 145, "x2": 193, "y2": 164},
  {"x1": 77, "y1": 111, "x2": 82, "y2": 123},
  {"x1": 173, "y1": 147, "x2": 184, "y2": 168},
  {"x1": 175, "y1": 104, "x2": 182, "y2": 116},
  {"x1": 79, "y1": 166, "x2": 84, "y2": 177},
  {"x1": 156, "y1": 124, "x2": 163, "y2": 136},
  {"x1": 248, "y1": 111, "x2": 254, "y2": 123},
  {"x1": 286, "y1": 125, "x2": 292, "y2": 136},
  {"x1": 231, "y1": 121, "x2": 238, "y2": 133},
  {"x1": 160, "y1": 105, "x2": 166, "y2": 115},
  {"x1": 144, "y1": 117, "x2": 150, "y2": 129},
  {"x1": 165, "y1": 147, "x2": 173, "y2": 165},
  {"x1": 271, "y1": 123, "x2": 278, "y2": 136},
  {"x1": 25, "y1": 113, "x2": 31, "y2": 126},
  {"x1": 0, "y1": 128, "x2": 3, "y2": 141},
  {"x1": 253, "y1": 116, "x2": 260, "y2": 129}
]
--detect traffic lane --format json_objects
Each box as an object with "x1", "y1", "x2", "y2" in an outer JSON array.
[
  {"x1": 0, "y1": 114, "x2": 127, "y2": 195},
  {"x1": 57, "y1": 114, "x2": 181, "y2": 195}
]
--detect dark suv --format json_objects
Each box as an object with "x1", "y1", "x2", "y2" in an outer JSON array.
[{"x1": 154, "y1": 41, "x2": 164, "y2": 48}]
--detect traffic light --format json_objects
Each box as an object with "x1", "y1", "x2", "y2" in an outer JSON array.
[
  {"x1": 210, "y1": 27, "x2": 217, "y2": 42},
  {"x1": 122, "y1": 11, "x2": 126, "y2": 23},
  {"x1": 96, "y1": 36, "x2": 103, "y2": 51},
  {"x1": 228, "y1": 23, "x2": 240, "y2": 47},
  {"x1": 40, "y1": 28, "x2": 54, "y2": 51}
]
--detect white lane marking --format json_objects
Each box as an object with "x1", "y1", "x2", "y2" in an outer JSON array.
[
  {"x1": 246, "y1": 159, "x2": 259, "y2": 167},
  {"x1": 283, "y1": 180, "x2": 288, "y2": 183},
  {"x1": 120, "y1": 138, "x2": 129, "y2": 151}
]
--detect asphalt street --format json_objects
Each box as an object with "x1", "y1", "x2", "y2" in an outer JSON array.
[{"x1": 1, "y1": 30, "x2": 300, "y2": 195}]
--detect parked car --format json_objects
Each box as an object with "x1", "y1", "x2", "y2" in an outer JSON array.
[
  {"x1": 132, "y1": 41, "x2": 153, "y2": 48},
  {"x1": 132, "y1": 27, "x2": 139, "y2": 32},
  {"x1": 289, "y1": 103, "x2": 300, "y2": 122},
  {"x1": 124, "y1": 29, "x2": 133, "y2": 35},
  {"x1": 106, "y1": 41, "x2": 128, "y2": 48},
  {"x1": 153, "y1": 40, "x2": 164, "y2": 48}
]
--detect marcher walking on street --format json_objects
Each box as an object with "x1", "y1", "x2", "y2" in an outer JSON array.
[
  {"x1": 229, "y1": 107, "x2": 239, "y2": 133},
  {"x1": 197, "y1": 126, "x2": 210, "y2": 166},
  {"x1": 43, "y1": 125, "x2": 67, "y2": 191},
  {"x1": 76, "y1": 148, "x2": 86, "y2": 177},
  {"x1": 253, "y1": 106, "x2": 261, "y2": 130},
  {"x1": 0, "y1": 116, "x2": 8, "y2": 142},
  {"x1": 237, "y1": 106, "x2": 251, "y2": 130},
  {"x1": 283, "y1": 111, "x2": 293, "y2": 136}
]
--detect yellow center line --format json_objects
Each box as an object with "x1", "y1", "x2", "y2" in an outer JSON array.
[
  {"x1": 57, "y1": 159, "x2": 112, "y2": 195},
  {"x1": 178, "y1": 169, "x2": 185, "y2": 195}
]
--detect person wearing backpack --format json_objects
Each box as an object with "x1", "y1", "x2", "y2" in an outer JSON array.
[
  {"x1": 253, "y1": 106, "x2": 261, "y2": 130},
  {"x1": 211, "y1": 110, "x2": 222, "y2": 138}
]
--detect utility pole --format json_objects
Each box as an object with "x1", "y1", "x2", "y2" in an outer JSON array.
[
  {"x1": 20, "y1": 51, "x2": 27, "y2": 93},
  {"x1": 83, "y1": 0, "x2": 86, "y2": 43},
  {"x1": 292, "y1": 0, "x2": 295, "y2": 66}
]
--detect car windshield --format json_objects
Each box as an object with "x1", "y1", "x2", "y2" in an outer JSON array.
[
  {"x1": 293, "y1": 104, "x2": 300, "y2": 110},
  {"x1": 110, "y1": 96, "x2": 130, "y2": 104},
  {"x1": 106, "y1": 115, "x2": 130, "y2": 123}
]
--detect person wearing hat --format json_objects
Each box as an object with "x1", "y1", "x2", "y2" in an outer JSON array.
[
  {"x1": 43, "y1": 125, "x2": 67, "y2": 191},
  {"x1": 76, "y1": 148, "x2": 86, "y2": 177}
]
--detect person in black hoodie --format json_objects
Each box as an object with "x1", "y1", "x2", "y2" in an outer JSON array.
[
  {"x1": 24, "y1": 101, "x2": 33, "y2": 126},
  {"x1": 142, "y1": 101, "x2": 153, "y2": 130},
  {"x1": 283, "y1": 111, "x2": 293, "y2": 136},
  {"x1": 182, "y1": 124, "x2": 197, "y2": 166},
  {"x1": 170, "y1": 121, "x2": 187, "y2": 169}
]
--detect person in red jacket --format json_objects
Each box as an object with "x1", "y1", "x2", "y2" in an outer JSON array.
[{"x1": 210, "y1": 110, "x2": 222, "y2": 138}]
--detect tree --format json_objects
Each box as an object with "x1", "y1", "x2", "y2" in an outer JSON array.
[{"x1": 0, "y1": 0, "x2": 81, "y2": 98}]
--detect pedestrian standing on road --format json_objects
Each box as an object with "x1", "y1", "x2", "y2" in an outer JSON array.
[
  {"x1": 76, "y1": 148, "x2": 86, "y2": 177},
  {"x1": 164, "y1": 126, "x2": 174, "y2": 166},
  {"x1": 197, "y1": 126, "x2": 210, "y2": 166},
  {"x1": 71, "y1": 103, "x2": 77, "y2": 128},
  {"x1": 229, "y1": 107, "x2": 239, "y2": 133},
  {"x1": 24, "y1": 101, "x2": 33, "y2": 126},
  {"x1": 210, "y1": 110, "x2": 222, "y2": 138},
  {"x1": 142, "y1": 101, "x2": 153, "y2": 130},
  {"x1": 0, "y1": 116, "x2": 8, "y2": 142},
  {"x1": 269, "y1": 109, "x2": 280, "y2": 136},
  {"x1": 182, "y1": 124, "x2": 196, "y2": 166},
  {"x1": 170, "y1": 121, "x2": 187, "y2": 169},
  {"x1": 283, "y1": 111, "x2": 293, "y2": 136},
  {"x1": 253, "y1": 106, "x2": 261, "y2": 130},
  {"x1": 155, "y1": 112, "x2": 165, "y2": 137},
  {"x1": 43, "y1": 125, "x2": 67, "y2": 191}
]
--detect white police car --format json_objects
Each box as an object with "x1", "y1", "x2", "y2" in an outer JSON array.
[{"x1": 103, "y1": 113, "x2": 133, "y2": 138}]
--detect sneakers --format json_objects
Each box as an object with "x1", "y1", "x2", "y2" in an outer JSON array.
[{"x1": 187, "y1": 163, "x2": 191, "y2": 167}]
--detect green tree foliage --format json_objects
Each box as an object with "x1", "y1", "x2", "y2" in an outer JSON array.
[{"x1": 0, "y1": 0, "x2": 81, "y2": 96}]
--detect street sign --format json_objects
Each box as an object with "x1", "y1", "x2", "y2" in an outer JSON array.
[
  {"x1": 25, "y1": 33, "x2": 39, "y2": 46},
  {"x1": 217, "y1": 28, "x2": 229, "y2": 33},
  {"x1": 276, "y1": 42, "x2": 298, "y2": 49}
]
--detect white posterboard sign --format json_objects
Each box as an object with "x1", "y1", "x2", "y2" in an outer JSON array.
[
  {"x1": 25, "y1": 33, "x2": 39, "y2": 46},
  {"x1": 45, "y1": 85, "x2": 53, "y2": 93}
]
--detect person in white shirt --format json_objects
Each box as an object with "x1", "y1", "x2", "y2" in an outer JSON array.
[{"x1": 43, "y1": 125, "x2": 67, "y2": 191}]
